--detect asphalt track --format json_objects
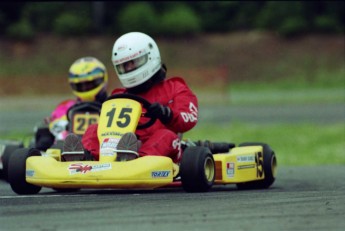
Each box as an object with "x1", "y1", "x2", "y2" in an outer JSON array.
[{"x1": 0, "y1": 166, "x2": 344, "y2": 231}]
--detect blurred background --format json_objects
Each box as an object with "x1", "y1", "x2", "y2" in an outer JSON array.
[
  {"x1": 0, "y1": 1, "x2": 343, "y2": 94},
  {"x1": 0, "y1": 1, "x2": 344, "y2": 165}
]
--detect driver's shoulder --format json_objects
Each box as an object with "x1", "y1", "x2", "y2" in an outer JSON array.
[
  {"x1": 55, "y1": 99, "x2": 76, "y2": 110},
  {"x1": 166, "y1": 76, "x2": 187, "y2": 85}
]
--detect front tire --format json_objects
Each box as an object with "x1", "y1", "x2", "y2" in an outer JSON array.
[
  {"x1": 180, "y1": 146, "x2": 215, "y2": 192},
  {"x1": 8, "y1": 148, "x2": 42, "y2": 195},
  {"x1": 236, "y1": 142, "x2": 277, "y2": 190}
]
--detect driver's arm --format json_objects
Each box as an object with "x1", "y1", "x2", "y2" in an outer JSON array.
[{"x1": 164, "y1": 78, "x2": 198, "y2": 133}]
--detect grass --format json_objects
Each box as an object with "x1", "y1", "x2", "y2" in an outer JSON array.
[
  {"x1": 196, "y1": 85, "x2": 344, "y2": 106},
  {"x1": 1, "y1": 120, "x2": 344, "y2": 167},
  {"x1": 185, "y1": 122, "x2": 345, "y2": 166},
  {"x1": 194, "y1": 66, "x2": 345, "y2": 105}
]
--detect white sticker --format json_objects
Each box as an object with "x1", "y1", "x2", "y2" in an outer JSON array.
[
  {"x1": 237, "y1": 154, "x2": 255, "y2": 162},
  {"x1": 226, "y1": 162, "x2": 235, "y2": 178}
]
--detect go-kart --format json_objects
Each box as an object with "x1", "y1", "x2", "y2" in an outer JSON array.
[
  {"x1": 8, "y1": 94, "x2": 277, "y2": 194},
  {"x1": 1, "y1": 101, "x2": 101, "y2": 180}
]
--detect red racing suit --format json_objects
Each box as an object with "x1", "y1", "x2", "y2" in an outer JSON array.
[{"x1": 82, "y1": 77, "x2": 198, "y2": 163}]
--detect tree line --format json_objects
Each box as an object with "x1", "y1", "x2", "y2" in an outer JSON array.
[{"x1": 0, "y1": 1, "x2": 343, "y2": 41}]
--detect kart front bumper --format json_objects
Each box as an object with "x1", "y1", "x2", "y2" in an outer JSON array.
[{"x1": 26, "y1": 156, "x2": 174, "y2": 189}]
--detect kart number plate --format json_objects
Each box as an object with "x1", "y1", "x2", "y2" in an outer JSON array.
[{"x1": 72, "y1": 113, "x2": 99, "y2": 135}]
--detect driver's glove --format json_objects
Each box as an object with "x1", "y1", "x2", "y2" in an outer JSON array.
[{"x1": 146, "y1": 102, "x2": 173, "y2": 124}]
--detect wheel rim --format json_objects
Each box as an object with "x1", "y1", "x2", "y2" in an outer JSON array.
[{"x1": 204, "y1": 156, "x2": 215, "y2": 182}]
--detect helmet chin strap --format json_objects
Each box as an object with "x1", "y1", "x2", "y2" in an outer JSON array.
[{"x1": 126, "y1": 65, "x2": 167, "y2": 94}]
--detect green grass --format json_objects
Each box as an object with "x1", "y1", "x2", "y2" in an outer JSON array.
[
  {"x1": 1, "y1": 122, "x2": 344, "y2": 166},
  {"x1": 197, "y1": 86, "x2": 344, "y2": 106},
  {"x1": 229, "y1": 87, "x2": 344, "y2": 105},
  {"x1": 195, "y1": 67, "x2": 345, "y2": 106},
  {"x1": 184, "y1": 122, "x2": 345, "y2": 166}
]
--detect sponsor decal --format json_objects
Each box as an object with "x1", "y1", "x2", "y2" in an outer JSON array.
[
  {"x1": 100, "y1": 148, "x2": 115, "y2": 156},
  {"x1": 151, "y1": 171, "x2": 170, "y2": 178},
  {"x1": 68, "y1": 163, "x2": 112, "y2": 175},
  {"x1": 256, "y1": 152, "x2": 264, "y2": 178},
  {"x1": 180, "y1": 102, "x2": 198, "y2": 123},
  {"x1": 238, "y1": 164, "x2": 256, "y2": 170},
  {"x1": 100, "y1": 131, "x2": 123, "y2": 137},
  {"x1": 101, "y1": 138, "x2": 119, "y2": 149},
  {"x1": 172, "y1": 138, "x2": 180, "y2": 150},
  {"x1": 113, "y1": 49, "x2": 146, "y2": 64},
  {"x1": 237, "y1": 154, "x2": 255, "y2": 163},
  {"x1": 172, "y1": 138, "x2": 182, "y2": 160},
  {"x1": 26, "y1": 170, "x2": 35, "y2": 177},
  {"x1": 226, "y1": 162, "x2": 235, "y2": 178},
  {"x1": 117, "y1": 44, "x2": 127, "y2": 52}
]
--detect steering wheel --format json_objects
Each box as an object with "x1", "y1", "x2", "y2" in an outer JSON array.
[
  {"x1": 106, "y1": 93, "x2": 156, "y2": 129},
  {"x1": 66, "y1": 101, "x2": 102, "y2": 121}
]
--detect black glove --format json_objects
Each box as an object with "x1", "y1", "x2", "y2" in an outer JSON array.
[{"x1": 146, "y1": 102, "x2": 173, "y2": 124}]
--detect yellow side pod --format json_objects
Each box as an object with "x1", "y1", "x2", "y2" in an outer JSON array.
[{"x1": 213, "y1": 146, "x2": 265, "y2": 184}]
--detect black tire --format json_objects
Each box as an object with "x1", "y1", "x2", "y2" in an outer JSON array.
[
  {"x1": 180, "y1": 146, "x2": 215, "y2": 192},
  {"x1": 1, "y1": 141, "x2": 24, "y2": 181},
  {"x1": 8, "y1": 148, "x2": 42, "y2": 195},
  {"x1": 236, "y1": 142, "x2": 277, "y2": 190}
]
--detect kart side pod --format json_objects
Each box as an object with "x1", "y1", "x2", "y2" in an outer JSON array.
[{"x1": 213, "y1": 143, "x2": 277, "y2": 189}]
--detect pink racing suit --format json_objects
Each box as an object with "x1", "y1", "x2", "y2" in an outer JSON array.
[
  {"x1": 48, "y1": 99, "x2": 77, "y2": 140},
  {"x1": 50, "y1": 99, "x2": 77, "y2": 122},
  {"x1": 82, "y1": 77, "x2": 198, "y2": 163},
  {"x1": 35, "y1": 99, "x2": 78, "y2": 151}
]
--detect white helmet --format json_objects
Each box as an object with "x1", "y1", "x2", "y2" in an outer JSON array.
[{"x1": 111, "y1": 32, "x2": 161, "y2": 88}]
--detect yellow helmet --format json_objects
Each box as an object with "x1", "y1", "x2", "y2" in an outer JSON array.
[{"x1": 68, "y1": 57, "x2": 108, "y2": 102}]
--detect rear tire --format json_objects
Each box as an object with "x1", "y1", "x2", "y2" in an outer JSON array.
[
  {"x1": 1, "y1": 141, "x2": 24, "y2": 181},
  {"x1": 180, "y1": 146, "x2": 215, "y2": 192},
  {"x1": 236, "y1": 142, "x2": 277, "y2": 190},
  {"x1": 8, "y1": 148, "x2": 42, "y2": 195}
]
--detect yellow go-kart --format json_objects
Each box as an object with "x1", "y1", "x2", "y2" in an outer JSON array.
[{"x1": 8, "y1": 94, "x2": 277, "y2": 194}]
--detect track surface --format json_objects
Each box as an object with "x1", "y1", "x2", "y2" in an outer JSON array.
[{"x1": 1, "y1": 166, "x2": 344, "y2": 231}]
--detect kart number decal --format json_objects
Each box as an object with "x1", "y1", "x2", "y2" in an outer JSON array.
[
  {"x1": 72, "y1": 113, "x2": 99, "y2": 135},
  {"x1": 255, "y1": 152, "x2": 264, "y2": 178},
  {"x1": 98, "y1": 99, "x2": 141, "y2": 143},
  {"x1": 106, "y1": 107, "x2": 132, "y2": 128}
]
